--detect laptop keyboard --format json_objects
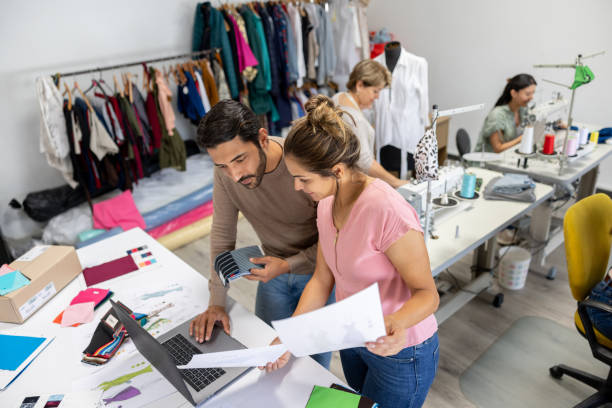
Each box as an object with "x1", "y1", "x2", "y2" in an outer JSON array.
[{"x1": 162, "y1": 333, "x2": 226, "y2": 392}]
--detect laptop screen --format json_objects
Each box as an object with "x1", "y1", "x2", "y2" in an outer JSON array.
[{"x1": 110, "y1": 300, "x2": 196, "y2": 406}]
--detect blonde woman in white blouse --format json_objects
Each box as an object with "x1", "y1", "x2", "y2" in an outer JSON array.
[{"x1": 332, "y1": 60, "x2": 407, "y2": 188}]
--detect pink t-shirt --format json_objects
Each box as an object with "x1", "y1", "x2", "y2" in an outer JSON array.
[{"x1": 317, "y1": 179, "x2": 438, "y2": 347}]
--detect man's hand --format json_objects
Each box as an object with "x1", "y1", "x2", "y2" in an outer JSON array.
[
  {"x1": 365, "y1": 315, "x2": 407, "y2": 357},
  {"x1": 258, "y1": 337, "x2": 291, "y2": 372},
  {"x1": 189, "y1": 305, "x2": 230, "y2": 343},
  {"x1": 245, "y1": 256, "x2": 289, "y2": 283}
]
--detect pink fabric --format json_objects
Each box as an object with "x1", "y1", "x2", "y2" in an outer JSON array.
[
  {"x1": 61, "y1": 302, "x2": 95, "y2": 327},
  {"x1": 316, "y1": 179, "x2": 437, "y2": 347},
  {"x1": 228, "y1": 15, "x2": 258, "y2": 72},
  {"x1": 70, "y1": 288, "x2": 110, "y2": 306},
  {"x1": 148, "y1": 201, "x2": 214, "y2": 239},
  {"x1": 155, "y1": 70, "x2": 176, "y2": 134},
  {"x1": 93, "y1": 190, "x2": 146, "y2": 231},
  {"x1": 0, "y1": 264, "x2": 14, "y2": 277}
]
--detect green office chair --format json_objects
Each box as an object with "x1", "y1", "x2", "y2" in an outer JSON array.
[{"x1": 549, "y1": 193, "x2": 612, "y2": 407}]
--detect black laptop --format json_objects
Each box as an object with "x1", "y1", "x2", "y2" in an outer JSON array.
[{"x1": 110, "y1": 300, "x2": 252, "y2": 406}]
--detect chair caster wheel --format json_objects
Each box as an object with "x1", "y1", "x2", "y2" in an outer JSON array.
[
  {"x1": 549, "y1": 366, "x2": 563, "y2": 379},
  {"x1": 492, "y1": 293, "x2": 504, "y2": 308},
  {"x1": 546, "y1": 267, "x2": 557, "y2": 280}
]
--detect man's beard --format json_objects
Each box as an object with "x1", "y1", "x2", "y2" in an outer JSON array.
[{"x1": 238, "y1": 147, "x2": 267, "y2": 189}]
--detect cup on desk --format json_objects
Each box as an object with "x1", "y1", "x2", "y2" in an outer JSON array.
[
  {"x1": 460, "y1": 173, "x2": 476, "y2": 198},
  {"x1": 590, "y1": 131, "x2": 599, "y2": 144},
  {"x1": 542, "y1": 134, "x2": 555, "y2": 154}
]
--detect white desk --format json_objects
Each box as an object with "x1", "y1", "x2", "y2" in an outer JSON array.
[
  {"x1": 427, "y1": 167, "x2": 553, "y2": 323},
  {"x1": 485, "y1": 132, "x2": 612, "y2": 278},
  {"x1": 0, "y1": 228, "x2": 342, "y2": 407}
]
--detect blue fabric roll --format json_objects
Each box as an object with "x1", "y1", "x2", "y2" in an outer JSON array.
[
  {"x1": 142, "y1": 184, "x2": 214, "y2": 230},
  {"x1": 76, "y1": 227, "x2": 124, "y2": 249}
]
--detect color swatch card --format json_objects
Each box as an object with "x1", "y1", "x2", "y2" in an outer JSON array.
[
  {"x1": 0, "y1": 263, "x2": 14, "y2": 277},
  {"x1": 70, "y1": 288, "x2": 112, "y2": 308},
  {"x1": 0, "y1": 334, "x2": 54, "y2": 390},
  {"x1": 82, "y1": 255, "x2": 138, "y2": 287},
  {"x1": 0, "y1": 270, "x2": 30, "y2": 295},
  {"x1": 214, "y1": 246, "x2": 264, "y2": 286}
]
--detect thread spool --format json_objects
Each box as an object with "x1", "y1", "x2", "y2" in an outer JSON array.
[
  {"x1": 460, "y1": 173, "x2": 476, "y2": 198},
  {"x1": 519, "y1": 127, "x2": 534, "y2": 154},
  {"x1": 542, "y1": 134, "x2": 555, "y2": 154},
  {"x1": 579, "y1": 127, "x2": 589, "y2": 145},
  {"x1": 565, "y1": 137, "x2": 578, "y2": 156},
  {"x1": 590, "y1": 131, "x2": 599, "y2": 144}
]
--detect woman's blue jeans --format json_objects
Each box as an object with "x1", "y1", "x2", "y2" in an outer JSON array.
[{"x1": 340, "y1": 332, "x2": 439, "y2": 408}]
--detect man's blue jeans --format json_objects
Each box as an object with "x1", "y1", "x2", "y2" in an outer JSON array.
[
  {"x1": 254, "y1": 273, "x2": 335, "y2": 369},
  {"x1": 339, "y1": 332, "x2": 439, "y2": 408},
  {"x1": 587, "y1": 279, "x2": 612, "y2": 338}
]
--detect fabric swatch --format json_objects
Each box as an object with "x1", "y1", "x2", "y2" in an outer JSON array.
[
  {"x1": 0, "y1": 264, "x2": 14, "y2": 277},
  {"x1": 92, "y1": 190, "x2": 146, "y2": 231},
  {"x1": 61, "y1": 302, "x2": 95, "y2": 327},
  {"x1": 0, "y1": 334, "x2": 45, "y2": 371},
  {"x1": 0, "y1": 270, "x2": 30, "y2": 296},
  {"x1": 70, "y1": 288, "x2": 111, "y2": 308},
  {"x1": 82, "y1": 255, "x2": 138, "y2": 287}
]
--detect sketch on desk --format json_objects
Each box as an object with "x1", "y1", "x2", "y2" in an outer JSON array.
[
  {"x1": 73, "y1": 355, "x2": 176, "y2": 408},
  {"x1": 139, "y1": 284, "x2": 183, "y2": 300}
]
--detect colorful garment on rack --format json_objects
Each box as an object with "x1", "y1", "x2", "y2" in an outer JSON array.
[
  {"x1": 193, "y1": 2, "x2": 239, "y2": 99},
  {"x1": 177, "y1": 71, "x2": 206, "y2": 124}
]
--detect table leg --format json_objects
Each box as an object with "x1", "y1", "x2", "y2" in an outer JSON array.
[
  {"x1": 576, "y1": 165, "x2": 600, "y2": 200},
  {"x1": 528, "y1": 198, "x2": 563, "y2": 280}
]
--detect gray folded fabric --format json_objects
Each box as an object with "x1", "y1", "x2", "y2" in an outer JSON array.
[
  {"x1": 484, "y1": 176, "x2": 536, "y2": 202},
  {"x1": 491, "y1": 173, "x2": 535, "y2": 195}
]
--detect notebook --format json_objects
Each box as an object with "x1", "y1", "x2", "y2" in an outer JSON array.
[
  {"x1": 214, "y1": 246, "x2": 264, "y2": 287},
  {"x1": 0, "y1": 334, "x2": 54, "y2": 390}
]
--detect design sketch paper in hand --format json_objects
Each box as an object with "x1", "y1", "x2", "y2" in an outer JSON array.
[
  {"x1": 214, "y1": 245, "x2": 264, "y2": 286},
  {"x1": 271, "y1": 283, "x2": 387, "y2": 357},
  {"x1": 178, "y1": 344, "x2": 288, "y2": 369}
]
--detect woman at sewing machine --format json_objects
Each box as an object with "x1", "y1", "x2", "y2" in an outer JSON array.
[
  {"x1": 476, "y1": 74, "x2": 537, "y2": 153},
  {"x1": 332, "y1": 60, "x2": 408, "y2": 188}
]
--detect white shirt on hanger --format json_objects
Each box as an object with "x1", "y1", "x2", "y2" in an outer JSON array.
[
  {"x1": 194, "y1": 70, "x2": 211, "y2": 112},
  {"x1": 36, "y1": 76, "x2": 75, "y2": 187},
  {"x1": 374, "y1": 47, "x2": 429, "y2": 179},
  {"x1": 287, "y1": 4, "x2": 306, "y2": 87},
  {"x1": 330, "y1": 0, "x2": 361, "y2": 89}
]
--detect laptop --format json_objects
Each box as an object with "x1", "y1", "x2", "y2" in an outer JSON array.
[{"x1": 110, "y1": 300, "x2": 252, "y2": 406}]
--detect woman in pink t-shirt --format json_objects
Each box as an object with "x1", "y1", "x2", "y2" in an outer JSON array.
[{"x1": 265, "y1": 95, "x2": 439, "y2": 407}]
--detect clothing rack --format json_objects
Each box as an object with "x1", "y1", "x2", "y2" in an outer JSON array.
[{"x1": 54, "y1": 48, "x2": 220, "y2": 78}]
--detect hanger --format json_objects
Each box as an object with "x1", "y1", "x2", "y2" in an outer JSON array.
[
  {"x1": 83, "y1": 78, "x2": 97, "y2": 94},
  {"x1": 142, "y1": 63, "x2": 150, "y2": 92},
  {"x1": 176, "y1": 64, "x2": 187, "y2": 85},
  {"x1": 98, "y1": 78, "x2": 113, "y2": 95},
  {"x1": 113, "y1": 74, "x2": 123, "y2": 97},
  {"x1": 63, "y1": 82, "x2": 73, "y2": 110},
  {"x1": 184, "y1": 60, "x2": 196, "y2": 80},
  {"x1": 74, "y1": 81, "x2": 94, "y2": 112},
  {"x1": 126, "y1": 72, "x2": 133, "y2": 103}
]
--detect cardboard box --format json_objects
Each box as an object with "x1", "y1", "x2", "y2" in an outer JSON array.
[{"x1": 0, "y1": 245, "x2": 82, "y2": 323}]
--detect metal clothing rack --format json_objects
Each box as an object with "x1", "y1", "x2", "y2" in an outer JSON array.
[{"x1": 53, "y1": 48, "x2": 219, "y2": 78}]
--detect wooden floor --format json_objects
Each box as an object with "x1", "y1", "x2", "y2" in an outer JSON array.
[{"x1": 173, "y1": 216, "x2": 580, "y2": 408}]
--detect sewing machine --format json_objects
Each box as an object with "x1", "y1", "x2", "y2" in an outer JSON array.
[
  {"x1": 397, "y1": 165, "x2": 468, "y2": 235},
  {"x1": 526, "y1": 95, "x2": 568, "y2": 148}
]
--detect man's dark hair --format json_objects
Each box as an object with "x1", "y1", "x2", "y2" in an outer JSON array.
[{"x1": 196, "y1": 99, "x2": 261, "y2": 149}]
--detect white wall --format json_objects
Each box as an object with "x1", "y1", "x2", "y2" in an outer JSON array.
[
  {"x1": 367, "y1": 0, "x2": 612, "y2": 189},
  {"x1": 0, "y1": 0, "x2": 205, "y2": 215}
]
